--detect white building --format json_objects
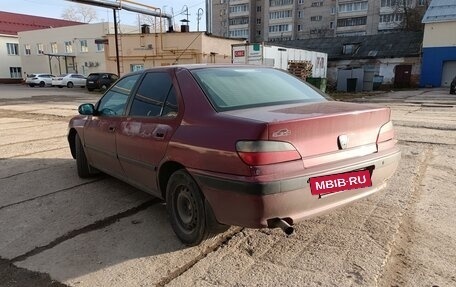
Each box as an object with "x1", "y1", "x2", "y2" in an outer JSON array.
[
  {"x1": 18, "y1": 22, "x2": 139, "y2": 77},
  {"x1": 0, "y1": 33, "x2": 21, "y2": 82},
  {"x1": 0, "y1": 11, "x2": 82, "y2": 83}
]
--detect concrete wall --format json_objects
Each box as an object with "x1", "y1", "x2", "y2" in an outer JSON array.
[
  {"x1": 0, "y1": 35, "x2": 22, "y2": 82},
  {"x1": 18, "y1": 23, "x2": 114, "y2": 76},
  {"x1": 328, "y1": 56, "x2": 421, "y2": 90},
  {"x1": 105, "y1": 32, "x2": 244, "y2": 75}
]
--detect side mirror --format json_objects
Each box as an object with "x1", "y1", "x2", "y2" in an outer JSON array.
[{"x1": 78, "y1": 103, "x2": 95, "y2": 115}]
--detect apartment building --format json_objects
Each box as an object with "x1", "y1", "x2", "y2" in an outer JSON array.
[{"x1": 208, "y1": 0, "x2": 429, "y2": 42}]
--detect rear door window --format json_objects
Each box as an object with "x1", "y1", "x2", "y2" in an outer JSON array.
[{"x1": 129, "y1": 72, "x2": 178, "y2": 118}]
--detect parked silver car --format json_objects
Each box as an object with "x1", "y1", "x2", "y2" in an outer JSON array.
[
  {"x1": 25, "y1": 73, "x2": 55, "y2": 87},
  {"x1": 52, "y1": 74, "x2": 87, "y2": 88}
]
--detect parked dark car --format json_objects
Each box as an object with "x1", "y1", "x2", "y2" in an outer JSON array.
[
  {"x1": 68, "y1": 65, "x2": 400, "y2": 245},
  {"x1": 86, "y1": 73, "x2": 119, "y2": 91},
  {"x1": 450, "y1": 76, "x2": 456, "y2": 94}
]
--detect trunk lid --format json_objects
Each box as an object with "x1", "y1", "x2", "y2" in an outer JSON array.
[{"x1": 224, "y1": 101, "x2": 390, "y2": 167}]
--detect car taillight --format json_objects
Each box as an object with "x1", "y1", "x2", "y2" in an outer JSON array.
[
  {"x1": 377, "y1": 121, "x2": 394, "y2": 143},
  {"x1": 236, "y1": 140, "x2": 301, "y2": 165}
]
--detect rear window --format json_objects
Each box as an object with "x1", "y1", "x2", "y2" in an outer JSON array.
[
  {"x1": 191, "y1": 67, "x2": 327, "y2": 111},
  {"x1": 87, "y1": 74, "x2": 100, "y2": 79}
]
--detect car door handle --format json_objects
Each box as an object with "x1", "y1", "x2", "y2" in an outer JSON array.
[
  {"x1": 108, "y1": 126, "x2": 116, "y2": 132},
  {"x1": 153, "y1": 127, "x2": 167, "y2": 139},
  {"x1": 154, "y1": 132, "x2": 165, "y2": 138}
]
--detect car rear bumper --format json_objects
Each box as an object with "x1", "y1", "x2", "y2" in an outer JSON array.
[{"x1": 190, "y1": 147, "x2": 401, "y2": 228}]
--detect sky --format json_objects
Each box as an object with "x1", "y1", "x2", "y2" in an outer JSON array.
[{"x1": 0, "y1": 0, "x2": 206, "y2": 31}]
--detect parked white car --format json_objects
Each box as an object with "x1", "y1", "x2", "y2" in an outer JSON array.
[
  {"x1": 25, "y1": 73, "x2": 55, "y2": 87},
  {"x1": 52, "y1": 74, "x2": 87, "y2": 88}
]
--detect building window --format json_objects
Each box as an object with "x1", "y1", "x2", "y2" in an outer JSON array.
[
  {"x1": 257, "y1": 6, "x2": 262, "y2": 12},
  {"x1": 24, "y1": 44, "x2": 31, "y2": 55},
  {"x1": 230, "y1": 4, "x2": 248, "y2": 13},
  {"x1": 381, "y1": 0, "x2": 412, "y2": 8},
  {"x1": 310, "y1": 15, "x2": 323, "y2": 21},
  {"x1": 80, "y1": 40, "x2": 88, "y2": 52},
  {"x1": 257, "y1": 18, "x2": 262, "y2": 24},
  {"x1": 131, "y1": 64, "x2": 144, "y2": 72},
  {"x1": 343, "y1": 43, "x2": 360, "y2": 55},
  {"x1": 311, "y1": 1, "x2": 323, "y2": 7},
  {"x1": 96, "y1": 43, "x2": 105, "y2": 52},
  {"x1": 65, "y1": 41, "x2": 73, "y2": 53},
  {"x1": 7, "y1": 43, "x2": 19, "y2": 55},
  {"x1": 50, "y1": 42, "x2": 58, "y2": 54},
  {"x1": 269, "y1": 0, "x2": 293, "y2": 7},
  {"x1": 298, "y1": 11, "x2": 303, "y2": 18},
  {"x1": 330, "y1": 6, "x2": 336, "y2": 14},
  {"x1": 229, "y1": 17, "x2": 249, "y2": 25},
  {"x1": 418, "y1": 0, "x2": 426, "y2": 5},
  {"x1": 339, "y1": 1, "x2": 368, "y2": 13},
  {"x1": 330, "y1": 21, "x2": 335, "y2": 29},
  {"x1": 298, "y1": 0, "x2": 304, "y2": 4},
  {"x1": 269, "y1": 10, "x2": 293, "y2": 19},
  {"x1": 297, "y1": 24, "x2": 303, "y2": 31},
  {"x1": 229, "y1": 29, "x2": 249, "y2": 37},
  {"x1": 10, "y1": 67, "x2": 22, "y2": 78},
  {"x1": 379, "y1": 13, "x2": 404, "y2": 23},
  {"x1": 337, "y1": 16, "x2": 367, "y2": 27},
  {"x1": 37, "y1": 43, "x2": 44, "y2": 54},
  {"x1": 269, "y1": 24, "x2": 292, "y2": 32}
]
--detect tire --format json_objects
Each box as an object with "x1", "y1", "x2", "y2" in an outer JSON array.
[
  {"x1": 166, "y1": 170, "x2": 216, "y2": 245},
  {"x1": 75, "y1": 133, "x2": 93, "y2": 178},
  {"x1": 58, "y1": 86, "x2": 63, "y2": 88},
  {"x1": 29, "y1": 84, "x2": 35, "y2": 87},
  {"x1": 67, "y1": 82, "x2": 74, "y2": 88},
  {"x1": 39, "y1": 81, "x2": 45, "y2": 87}
]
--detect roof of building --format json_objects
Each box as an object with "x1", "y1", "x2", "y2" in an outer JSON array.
[
  {"x1": 271, "y1": 31, "x2": 423, "y2": 61},
  {"x1": 422, "y1": 0, "x2": 456, "y2": 24},
  {"x1": 0, "y1": 11, "x2": 83, "y2": 36}
]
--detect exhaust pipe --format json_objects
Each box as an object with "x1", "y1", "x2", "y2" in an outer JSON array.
[{"x1": 267, "y1": 218, "x2": 294, "y2": 235}]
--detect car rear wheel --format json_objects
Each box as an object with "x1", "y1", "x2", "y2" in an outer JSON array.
[
  {"x1": 67, "y1": 82, "x2": 74, "y2": 88},
  {"x1": 39, "y1": 81, "x2": 45, "y2": 87},
  {"x1": 75, "y1": 133, "x2": 95, "y2": 178},
  {"x1": 166, "y1": 170, "x2": 220, "y2": 245}
]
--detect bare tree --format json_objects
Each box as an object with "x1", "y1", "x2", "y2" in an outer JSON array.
[
  {"x1": 62, "y1": 4, "x2": 98, "y2": 23},
  {"x1": 391, "y1": 0, "x2": 430, "y2": 31},
  {"x1": 137, "y1": 14, "x2": 173, "y2": 33}
]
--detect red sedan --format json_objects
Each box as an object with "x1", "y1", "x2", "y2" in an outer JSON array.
[{"x1": 68, "y1": 65, "x2": 400, "y2": 245}]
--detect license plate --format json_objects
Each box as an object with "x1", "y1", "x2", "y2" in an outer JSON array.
[
  {"x1": 310, "y1": 170, "x2": 372, "y2": 195},
  {"x1": 88, "y1": 81, "x2": 94, "y2": 83}
]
